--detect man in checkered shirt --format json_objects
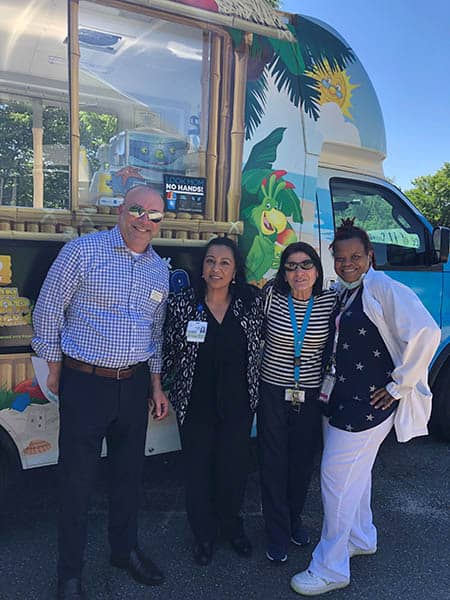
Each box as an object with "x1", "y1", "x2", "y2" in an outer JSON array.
[{"x1": 32, "y1": 185, "x2": 170, "y2": 599}]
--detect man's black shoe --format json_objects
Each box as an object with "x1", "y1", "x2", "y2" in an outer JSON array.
[
  {"x1": 229, "y1": 534, "x2": 252, "y2": 557},
  {"x1": 110, "y1": 548, "x2": 164, "y2": 586},
  {"x1": 57, "y1": 577, "x2": 86, "y2": 599},
  {"x1": 193, "y1": 541, "x2": 213, "y2": 566}
]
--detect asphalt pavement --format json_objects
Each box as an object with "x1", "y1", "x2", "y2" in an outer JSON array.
[{"x1": 0, "y1": 431, "x2": 449, "y2": 600}]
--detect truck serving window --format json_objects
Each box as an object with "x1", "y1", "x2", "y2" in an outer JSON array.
[
  {"x1": 1, "y1": 0, "x2": 243, "y2": 240},
  {"x1": 78, "y1": 0, "x2": 209, "y2": 209},
  {"x1": 330, "y1": 179, "x2": 430, "y2": 269}
]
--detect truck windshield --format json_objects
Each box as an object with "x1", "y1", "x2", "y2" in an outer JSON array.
[{"x1": 330, "y1": 178, "x2": 429, "y2": 268}]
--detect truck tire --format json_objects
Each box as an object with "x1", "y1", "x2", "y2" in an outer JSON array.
[
  {"x1": 430, "y1": 367, "x2": 450, "y2": 441},
  {"x1": 0, "y1": 428, "x2": 21, "y2": 504}
]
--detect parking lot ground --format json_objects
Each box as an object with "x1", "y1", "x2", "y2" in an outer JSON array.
[{"x1": 0, "y1": 431, "x2": 449, "y2": 600}]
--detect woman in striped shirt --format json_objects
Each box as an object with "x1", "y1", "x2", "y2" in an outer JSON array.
[{"x1": 258, "y1": 242, "x2": 336, "y2": 563}]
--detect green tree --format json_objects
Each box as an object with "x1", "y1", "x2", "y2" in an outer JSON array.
[
  {"x1": 80, "y1": 111, "x2": 117, "y2": 172},
  {"x1": 406, "y1": 163, "x2": 450, "y2": 227},
  {"x1": 0, "y1": 100, "x2": 116, "y2": 209},
  {"x1": 42, "y1": 106, "x2": 70, "y2": 209},
  {"x1": 0, "y1": 101, "x2": 34, "y2": 206},
  {"x1": 0, "y1": 101, "x2": 70, "y2": 208}
]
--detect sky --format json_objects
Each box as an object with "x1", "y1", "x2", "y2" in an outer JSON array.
[{"x1": 281, "y1": 0, "x2": 450, "y2": 191}]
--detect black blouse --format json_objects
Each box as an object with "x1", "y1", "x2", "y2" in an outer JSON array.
[{"x1": 188, "y1": 304, "x2": 249, "y2": 422}]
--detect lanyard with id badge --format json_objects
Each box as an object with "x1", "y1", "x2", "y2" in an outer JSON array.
[
  {"x1": 186, "y1": 303, "x2": 208, "y2": 343},
  {"x1": 286, "y1": 294, "x2": 314, "y2": 411},
  {"x1": 319, "y1": 288, "x2": 359, "y2": 404}
]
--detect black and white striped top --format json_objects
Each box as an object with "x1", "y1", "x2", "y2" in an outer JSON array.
[{"x1": 261, "y1": 288, "x2": 337, "y2": 388}]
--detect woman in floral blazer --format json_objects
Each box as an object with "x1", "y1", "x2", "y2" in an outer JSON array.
[{"x1": 162, "y1": 237, "x2": 264, "y2": 566}]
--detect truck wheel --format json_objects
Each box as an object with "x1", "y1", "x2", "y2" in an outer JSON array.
[
  {"x1": 0, "y1": 428, "x2": 21, "y2": 504},
  {"x1": 430, "y1": 367, "x2": 450, "y2": 441}
]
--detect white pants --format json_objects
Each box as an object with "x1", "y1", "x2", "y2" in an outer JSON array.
[{"x1": 309, "y1": 414, "x2": 394, "y2": 583}]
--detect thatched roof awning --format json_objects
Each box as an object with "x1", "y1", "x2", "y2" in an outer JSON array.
[{"x1": 127, "y1": 0, "x2": 295, "y2": 41}]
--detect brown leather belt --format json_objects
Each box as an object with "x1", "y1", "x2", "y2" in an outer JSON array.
[{"x1": 64, "y1": 356, "x2": 140, "y2": 380}]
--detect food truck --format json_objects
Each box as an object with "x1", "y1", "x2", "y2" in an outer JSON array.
[{"x1": 0, "y1": 0, "x2": 449, "y2": 499}]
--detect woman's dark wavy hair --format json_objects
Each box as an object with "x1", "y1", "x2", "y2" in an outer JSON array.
[
  {"x1": 329, "y1": 218, "x2": 375, "y2": 264},
  {"x1": 193, "y1": 237, "x2": 255, "y2": 305},
  {"x1": 273, "y1": 241, "x2": 324, "y2": 297}
]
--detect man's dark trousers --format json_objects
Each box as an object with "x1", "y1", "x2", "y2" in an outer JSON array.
[{"x1": 57, "y1": 363, "x2": 149, "y2": 581}]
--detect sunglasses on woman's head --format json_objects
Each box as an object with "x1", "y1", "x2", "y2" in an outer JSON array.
[
  {"x1": 284, "y1": 259, "x2": 315, "y2": 271},
  {"x1": 127, "y1": 204, "x2": 164, "y2": 222}
]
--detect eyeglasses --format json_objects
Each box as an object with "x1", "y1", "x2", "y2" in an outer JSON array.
[
  {"x1": 127, "y1": 205, "x2": 164, "y2": 222},
  {"x1": 284, "y1": 259, "x2": 315, "y2": 271}
]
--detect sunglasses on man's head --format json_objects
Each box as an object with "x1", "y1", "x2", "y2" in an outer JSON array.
[
  {"x1": 284, "y1": 259, "x2": 315, "y2": 271},
  {"x1": 127, "y1": 205, "x2": 164, "y2": 222}
]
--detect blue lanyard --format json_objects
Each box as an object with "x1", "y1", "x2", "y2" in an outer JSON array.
[{"x1": 288, "y1": 294, "x2": 314, "y2": 386}]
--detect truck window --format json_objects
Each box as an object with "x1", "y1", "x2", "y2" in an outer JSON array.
[
  {"x1": 0, "y1": 1, "x2": 70, "y2": 210},
  {"x1": 78, "y1": 0, "x2": 209, "y2": 207},
  {"x1": 330, "y1": 179, "x2": 430, "y2": 269}
]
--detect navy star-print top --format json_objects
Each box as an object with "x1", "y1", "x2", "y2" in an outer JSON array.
[{"x1": 329, "y1": 287, "x2": 398, "y2": 432}]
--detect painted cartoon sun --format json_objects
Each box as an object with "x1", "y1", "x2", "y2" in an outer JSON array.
[{"x1": 308, "y1": 60, "x2": 359, "y2": 119}]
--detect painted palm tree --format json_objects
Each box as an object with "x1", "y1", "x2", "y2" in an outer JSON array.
[
  {"x1": 174, "y1": 2, "x2": 352, "y2": 139},
  {"x1": 240, "y1": 15, "x2": 356, "y2": 139}
]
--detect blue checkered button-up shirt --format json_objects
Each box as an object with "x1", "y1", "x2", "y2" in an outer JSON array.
[{"x1": 32, "y1": 226, "x2": 169, "y2": 371}]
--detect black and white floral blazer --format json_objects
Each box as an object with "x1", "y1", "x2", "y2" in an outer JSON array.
[{"x1": 162, "y1": 287, "x2": 264, "y2": 424}]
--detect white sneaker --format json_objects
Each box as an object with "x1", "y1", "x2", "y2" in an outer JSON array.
[
  {"x1": 290, "y1": 570, "x2": 349, "y2": 596},
  {"x1": 348, "y1": 545, "x2": 376, "y2": 558}
]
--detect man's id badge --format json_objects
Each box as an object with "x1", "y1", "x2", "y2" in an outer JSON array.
[
  {"x1": 186, "y1": 320, "x2": 208, "y2": 343},
  {"x1": 285, "y1": 388, "x2": 305, "y2": 406},
  {"x1": 319, "y1": 373, "x2": 336, "y2": 404},
  {"x1": 150, "y1": 289, "x2": 163, "y2": 302}
]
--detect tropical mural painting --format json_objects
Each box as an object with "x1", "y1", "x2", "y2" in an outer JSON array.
[
  {"x1": 238, "y1": 15, "x2": 361, "y2": 286},
  {"x1": 168, "y1": 5, "x2": 360, "y2": 287},
  {"x1": 307, "y1": 59, "x2": 359, "y2": 120},
  {"x1": 0, "y1": 354, "x2": 59, "y2": 467},
  {"x1": 0, "y1": 250, "x2": 58, "y2": 466},
  {"x1": 240, "y1": 128, "x2": 302, "y2": 284}
]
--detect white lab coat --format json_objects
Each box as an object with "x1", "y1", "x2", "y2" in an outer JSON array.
[{"x1": 336, "y1": 267, "x2": 441, "y2": 442}]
